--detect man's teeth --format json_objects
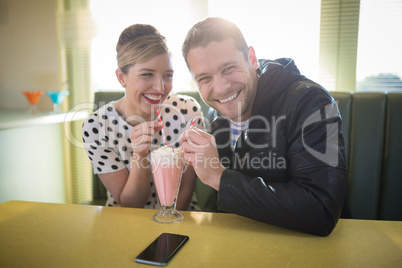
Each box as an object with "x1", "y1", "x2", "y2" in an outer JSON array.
[
  {"x1": 219, "y1": 92, "x2": 238, "y2": 103},
  {"x1": 144, "y1": 94, "x2": 162, "y2": 101}
]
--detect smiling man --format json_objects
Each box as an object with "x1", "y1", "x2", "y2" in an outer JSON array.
[
  {"x1": 180, "y1": 17, "x2": 352, "y2": 236},
  {"x1": 187, "y1": 37, "x2": 258, "y2": 122}
]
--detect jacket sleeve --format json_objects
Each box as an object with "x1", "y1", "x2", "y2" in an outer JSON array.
[{"x1": 216, "y1": 87, "x2": 347, "y2": 236}]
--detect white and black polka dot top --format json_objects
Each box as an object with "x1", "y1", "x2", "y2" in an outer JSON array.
[{"x1": 82, "y1": 94, "x2": 204, "y2": 210}]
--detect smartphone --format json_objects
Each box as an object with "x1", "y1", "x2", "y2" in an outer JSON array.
[{"x1": 135, "y1": 233, "x2": 189, "y2": 266}]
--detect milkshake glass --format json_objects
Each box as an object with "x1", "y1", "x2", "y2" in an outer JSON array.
[{"x1": 150, "y1": 146, "x2": 184, "y2": 223}]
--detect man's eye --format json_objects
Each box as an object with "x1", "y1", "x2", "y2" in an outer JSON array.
[
  {"x1": 198, "y1": 77, "x2": 211, "y2": 83},
  {"x1": 223, "y1": 66, "x2": 235, "y2": 73}
]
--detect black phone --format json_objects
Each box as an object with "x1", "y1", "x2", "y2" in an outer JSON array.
[{"x1": 135, "y1": 233, "x2": 189, "y2": 266}]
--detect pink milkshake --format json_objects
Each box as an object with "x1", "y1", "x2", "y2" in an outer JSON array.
[{"x1": 151, "y1": 146, "x2": 184, "y2": 223}]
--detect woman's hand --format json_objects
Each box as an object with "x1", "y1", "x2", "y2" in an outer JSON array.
[
  {"x1": 130, "y1": 121, "x2": 162, "y2": 157},
  {"x1": 101, "y1": 120, "x2": 162, "y2": 208}
]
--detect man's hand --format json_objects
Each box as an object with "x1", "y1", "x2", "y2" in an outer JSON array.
[{"x1": 179, "y1": 128, "x2": 225, "y2": 190}]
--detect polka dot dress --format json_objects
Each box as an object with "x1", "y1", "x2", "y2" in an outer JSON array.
[{"x1": 82, "y1": 94, "x2": 204, "y2": 211}]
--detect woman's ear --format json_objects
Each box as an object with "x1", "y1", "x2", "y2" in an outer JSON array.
[
  {"x1": 116, "y1": 68, "x2": 126, "y2": 87},
  {"x1": 248, "y1": 46, "x2": 259, "y2": 70}
]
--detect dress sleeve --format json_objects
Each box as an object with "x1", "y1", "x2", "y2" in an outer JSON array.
[
  {"x1": 82, "y1": 112, "x2": 126, "y2": 174},
  {"x1": 185, "y1": 96, "x2": 205, "y2": 130},
  {"x1": 176, "y1": 94, "x2": 205, "y2": 130}
]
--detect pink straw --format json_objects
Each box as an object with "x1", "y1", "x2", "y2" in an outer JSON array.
[{"x1": 157, "y1": 110, "x2": 165, "y2": 145}]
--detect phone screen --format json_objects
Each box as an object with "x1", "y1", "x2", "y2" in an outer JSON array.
[{"x1": 135, "y1": 233, "x2": 189, "y2": 266}]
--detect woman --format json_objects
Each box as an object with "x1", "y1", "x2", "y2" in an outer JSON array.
[{"x1": 82, "y1": 24, "x2": 203, "y2": 210}]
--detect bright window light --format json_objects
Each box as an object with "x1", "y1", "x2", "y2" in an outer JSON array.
[
  {"x1": 90, "y1": 0, "x2": 321, "y2": 92},
  {"x1": 356, "y1": 0, "x2": 402, "y2": 92},
  {"x1": 209, "y1": 0, "x2": 321, "y2": 83}
]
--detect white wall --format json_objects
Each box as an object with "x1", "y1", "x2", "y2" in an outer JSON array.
[
  {"x1": 0, "y1": 0, "x2": 60, "y2": 111},
  {"x1": 0, "y1": 124, "x2": 66, "y2": 204},
  {"x1": 0, "y1": 0, "x2": 66, "y2": 204}
]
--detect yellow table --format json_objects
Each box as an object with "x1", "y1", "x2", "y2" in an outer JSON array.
[{"x1": 0, "y1": 201, "x2": 401, "y2": 267}]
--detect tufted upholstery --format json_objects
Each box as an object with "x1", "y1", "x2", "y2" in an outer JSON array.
[{"x1": 331, "y1": 92, "x2": 402, "y2": 220}]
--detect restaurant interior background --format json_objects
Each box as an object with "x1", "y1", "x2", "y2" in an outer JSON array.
[{"x1": 0, "y1": 0, "x2": 401, "y2": 205}]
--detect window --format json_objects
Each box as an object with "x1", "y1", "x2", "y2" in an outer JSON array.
[
  {"x1": 356, "y1": 0, "x2": 402, "y2": 92},
  {"x1": 318, "y1": 0, "x2": 360, "y2": 92},
  {"x1": 89, "y1": 0, "x2": 207, "y2": 92},
  {"x1": 90, "y1": 0, "x2": 321, "y2": 92},
  {"x1": 209, "y1": 0, "x2": 321, "y2": 83}
]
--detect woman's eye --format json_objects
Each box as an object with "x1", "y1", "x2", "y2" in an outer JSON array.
[
  {"x1": 164, "y1": 73, "x2": 173, "y2": 79},
  {"x1": 141, "y1": 73, "x2": 153, "y2": 77}
]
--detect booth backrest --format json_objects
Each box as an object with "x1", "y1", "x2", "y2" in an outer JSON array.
[
  {"x1": 91, "y1": 91, "x2": 125, "y2": 205},
  {"x1": 331, "y1": 92, "x2": 402, "y2": 220},
  {"x1": 91, "y1": 91, "x2": 402, "y2": 220}
]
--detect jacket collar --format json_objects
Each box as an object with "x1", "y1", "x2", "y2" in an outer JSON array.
[
  {"x1": 252, "y1": 58, "x2": 304, "y2": 116},
  {"x1": 210, "y1": 58, "x2": 304, "y2": 160}
]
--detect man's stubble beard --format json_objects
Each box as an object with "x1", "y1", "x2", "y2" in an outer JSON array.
[{"x1": 214, "y1": 67, "x2": 258, "y2": 121}]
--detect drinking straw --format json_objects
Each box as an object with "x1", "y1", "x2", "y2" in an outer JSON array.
[
  {"x1": 157, "y1": 110, "x2": 165, "y2": 145},
  {"x1": 189, "y1": 116, "x2": 197, "y2": 129},
  {"x1": 178, "y1": 116, "x2": 198, "y2": 149}
]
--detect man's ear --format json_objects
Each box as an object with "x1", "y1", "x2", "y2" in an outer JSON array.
[
  {"x1": 248, "y1": 46, "x2": 259, "y2": 70},
  {"x1": 116, "y1": 68, "x2": 126, "y2": 87}
]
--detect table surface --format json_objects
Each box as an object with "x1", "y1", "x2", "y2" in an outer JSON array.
[{"x1": 0, "y1": 201, "x2": 401, "y2": 267}]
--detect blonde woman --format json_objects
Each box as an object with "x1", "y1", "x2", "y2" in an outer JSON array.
[{"x1": 82, "y1": 24, "x2": 203, "y2": 210}]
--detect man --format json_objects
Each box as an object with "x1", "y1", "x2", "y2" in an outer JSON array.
[{"x1": 180, "y1": 17, "x2": 351, "y2": 236}]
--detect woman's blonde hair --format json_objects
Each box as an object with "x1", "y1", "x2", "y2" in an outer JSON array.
[{"x1": 116, "y1": 24, "x2": 170, "y2": 74}]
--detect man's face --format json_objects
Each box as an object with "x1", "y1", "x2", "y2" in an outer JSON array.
[{"x1": 186, "y1": 39, "x2": 259, "y2": 122}]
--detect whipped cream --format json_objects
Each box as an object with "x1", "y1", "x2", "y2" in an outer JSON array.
[{"x1": 151, "y1": 146, "x2": 184, "y2": 165}]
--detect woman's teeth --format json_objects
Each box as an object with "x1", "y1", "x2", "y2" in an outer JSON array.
[
  {"x1": 219, "y1": 92, "x2": 238, "y2": 103},
  {"x1": 144, "y1": 94, "x2": 162, "y2": 101}
]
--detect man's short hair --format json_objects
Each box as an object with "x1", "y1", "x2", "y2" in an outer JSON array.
[{"x1": 182, "y1": 17, "x2": 249, "y2": 67}]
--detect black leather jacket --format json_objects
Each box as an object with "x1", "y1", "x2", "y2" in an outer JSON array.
[{"x1": 210, "y1": 58, "x2": 351, "y2": 236}]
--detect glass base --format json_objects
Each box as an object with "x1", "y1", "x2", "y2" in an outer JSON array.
[
  {"x1": 153, "y1": 207, "x2": 183, "y2": 224},
  {"x1": 28, "y1": 105, "x2": 37, "y2": 115},
  {"x1": 52, "y1": 104, "x2": 61, "y2": 114}
]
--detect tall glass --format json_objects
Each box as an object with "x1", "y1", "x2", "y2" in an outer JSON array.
[{"x1": 150, "y1": 146, "x2": 184, "y2": 224}]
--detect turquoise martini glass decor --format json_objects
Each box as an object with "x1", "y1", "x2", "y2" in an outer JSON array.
[{"x1": 46, "y1": 91, "x2": 69, "y2": 113}]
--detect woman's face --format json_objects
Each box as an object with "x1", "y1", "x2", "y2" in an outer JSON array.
[{"x1": 117, "y1": 53, "x2": 173, "y2": 119}]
